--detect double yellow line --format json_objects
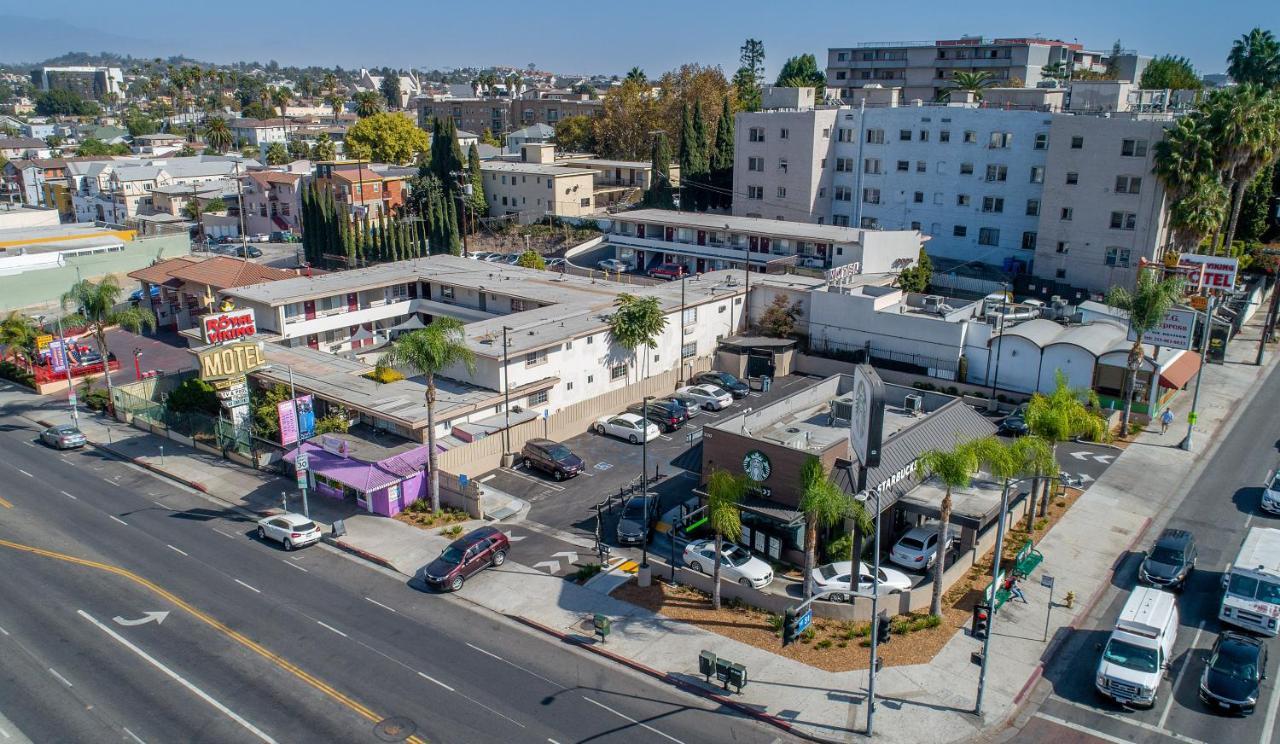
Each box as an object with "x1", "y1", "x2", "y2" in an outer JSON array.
[{"x1": 0, "y1": 538, "x2": 426, "y2": 744}]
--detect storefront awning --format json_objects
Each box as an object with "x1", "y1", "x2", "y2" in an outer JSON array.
[
  {"x1": 738, "y1": 497, "x2": 804, "y2": 526},
  {"x1": 1159, "y1": 351, "x2": 1201, "y2": 389}
]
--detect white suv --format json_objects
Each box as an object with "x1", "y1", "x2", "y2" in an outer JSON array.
[{"x1": 257, "y1": 513, "x2": 322, "y2": 551}]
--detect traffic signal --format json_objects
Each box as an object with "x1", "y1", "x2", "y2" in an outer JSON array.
[
  {"x1": 972, "y1": 603, "x2": 991, "y2": 641},
  {"x1": 782, "y1": 608, "x2": 798, "y2": 647},
  {"x1": 875, "y1": 613, "x2": 892, "y2": 645}
]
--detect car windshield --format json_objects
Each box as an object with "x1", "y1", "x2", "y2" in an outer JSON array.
[
  {"x1": 1149, "y1": 546, "x2": 1183, "y2": 565},
  {"x1": 1226, "y1": 573, "x2": 1280, "y2": 604},
  {"x1": 818, "y1": 564, "x2": 840, "y2": 580},
  {"x1": 1212, "y1": 643, "x2": 1260, "y2": 679},
  {"x1": 623, "y1": 499, "x2": 650, "y2": 518},
  {"x1": 1103, "y1": 639, "x2": 1159, "y2": 673},
  {"x1": 899, "y1": 537, "x2": 925, "y2": 551},
  {"x1": 547, "y1": 444, "x2": 574, "y2": 460},
  {"x1": 723, "y1": 545, "x2": 752, "y2": 567},
  {"x1": 293, "y1": 521, "x2": 317, "y2": 532},
  {"x1": 440, "y1": 546, "x2": 466, "y2": 564},
  {"x1": 1271, "y1": 474, "x2": 1280, "y2": 491}
]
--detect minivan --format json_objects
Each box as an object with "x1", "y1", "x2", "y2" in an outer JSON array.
[
  {"x1": 1096, "y1": 586, "x2": 1179, "y2": 707},
  {"x1": 520, "y1": 438, "x2": 583, "y2": 481}
]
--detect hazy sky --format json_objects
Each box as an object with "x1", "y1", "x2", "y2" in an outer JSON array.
[{"x1": 3, "y1": 1, "x2": 1270, "y2": 77}]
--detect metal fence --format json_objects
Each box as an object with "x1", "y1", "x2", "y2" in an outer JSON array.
[
  {"x1": 809, "y1": 338, "x2": 959, "y2": 376},
  {"x1": 114, "y1": 385, "x2": 252, "y2": 456}
]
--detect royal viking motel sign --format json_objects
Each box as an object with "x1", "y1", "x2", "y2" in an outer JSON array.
[{"x1": 198, "y1": 341, "x2": 267, "y2": 382}]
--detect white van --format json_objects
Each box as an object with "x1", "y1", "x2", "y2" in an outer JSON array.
[{"x1": 1095, "y1": 586, "x2": 1179, "y2": 707}]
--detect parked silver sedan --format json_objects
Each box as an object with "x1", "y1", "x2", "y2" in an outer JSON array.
[{"x1": 40, "y1": 424, "x2": 86, "y2": 449}]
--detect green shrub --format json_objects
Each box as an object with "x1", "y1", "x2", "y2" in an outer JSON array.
[
  {"x1": 815, "y1": 639, "x2": 833, "y2": 649},
  {"x1": 0, "y1": 360, "x2": 34, "y2": 387},
  {"x1": 575, "y1": 563, "x2": 603, "y2": 582},
  {"x1": 440, "y1": 525, "x2": 464, "y2": 538},
  {"x1": 313, "y1": 414, "x2": 349, "y2": 435},
  {"x1": 766, "y1": 613, "x2": 784, "y2": 632},
  {"x1": 825, "y1": 534, "x2": 853, "y2": 563},
  {"x1": 165, "y1": 377, "x2": 219, "y2": 415}
]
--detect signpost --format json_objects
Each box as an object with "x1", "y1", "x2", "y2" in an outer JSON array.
[
  {"x1": 1041, "y1": 575, "x2": 1055, "y2": 642},
  {"x1": 850, "y1": 364, "x2": 885, "y2": 469}
]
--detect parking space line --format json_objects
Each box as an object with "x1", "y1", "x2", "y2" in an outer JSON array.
[
  {"x1": 582, "y1": 697, "x2": 685, "y2": 744},
  {"x1": 1047, "y1": 695, "x2": 1209, "y2": 744},
  {"x1": 504, "y1": 468, "x2": 564, "y2": 491},
  {"x1": 1032, "y1": 713, "x2": 1132, "y2": 744}
]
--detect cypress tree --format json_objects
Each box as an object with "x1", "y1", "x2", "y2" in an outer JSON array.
[
  {"x1": 642, "y1": 132, "x2": 675, "y2": 210},
  {"x1": 399, "y1": 220, "x2": 412, "y2": 259},
  {"x1": 445, "y1": 196, "x2": 461, "y2": 255},
  {"x1": 710, "y1": 96, "x2": 735, "y2": 211},
  {"x1": 299, "y1": 183, "x2": 312, "y2": 263},
  {"x1": 689, "y1": 100, "x2": 709, "y2": 210},
  {"x1": 377, "y1": 212, "x2": 388, "y2": 262},
  {"x1": 467, "y1": 142, "x2": 486, "y2": 222}
]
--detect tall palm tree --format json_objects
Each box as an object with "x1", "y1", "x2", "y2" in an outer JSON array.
[
  {"x1": 915, "y1": 440, "x2": 981, "y2": 616},
  {"x1": 203, "y1": 116, "x2": 233, "y2": 153},
  {"x1": 799, "y1": 456, "x2": 871, "y2": 598},
  {"x1": 625, "y1": 67, "x2": 647, "y2": 85},
  {"x1": 272, "y1": 87, "x2": 292, "y2": 117},
  {"x1": 326, "y1": 95, "x2": 344, "y2": 120},
  {"x1": 0, "y1": 311, "x2": 38, "y2": 365},
  {"x1": 1213, "y1": 88, "x2": 1280, "y2": 256},
  {"x1": 1169, "y1": 174, "x2": 1229, "y2": 253},
  {"x1": 942, "y1": 71, "x2": 998, "y2": 102},
  {"x1": 1023, "y1": 371, "x2": 1108, "y2": 526},
  {"x1": 1154, "y1": 114, "x2": 1225, "y2": 252},
  {"x1": 606, "y1": 294, "x2": 667, "y2": 382},
  {"x1": 705, "y1": 469, "x2": 746, "y2": 610},
  {"x1": 60, "y1": 277, "x2": 156, "y2": 415},
  {"x1": 323, "y1": 72, "x2": 338, "y2": 96},
  {"x1": 376, "y1": 318, "x2": 475, "y2": 512},
  {"x1": 505, "y1": 73, "x2": 521, "y2": 97},
  {"x1": 1105, "y1": 271, "x2": 1185, "y2": 435},
  {"x1": 1228, "y1": 28, "x2": 1280, "y2": 88},
  {"x1": 353, "y1": 91, "x2": 382, "y2": 118}
]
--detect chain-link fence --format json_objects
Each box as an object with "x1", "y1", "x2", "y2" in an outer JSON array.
[
  {"x1": 808, "y1": 338, "x2": 960, "y2": 377},
  {"x1": 114, "y1": 384, "x2": 252, "y2": 457}
]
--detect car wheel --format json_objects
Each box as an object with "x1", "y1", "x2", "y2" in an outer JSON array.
[
  {"x1": 257, "y1": 526, "x2": 266, "y2": 540},
  {"x1": 595, "y1": 424, "x2": 606, "y2": 434},
  {"x1": 491, "y1": 550, "x2": 507, "y2": 566},
  {"x1": 689, "y1": 561, "x2": 703, "y2": 574},
  {"x1": 523, "y1": 457, "x2": 534, "y2": 469},
  {"x1": 738, "y1": 578, "x2": 752, "y2": 587},
  {"x1": 628, "y1": 434, "x2": 638, "y2": 444},
  {"x1": 553, "y1": 470, "x2": 564, "y2": 481},
  {"x1": 283, "y1": 538, "x2": 294, "y2": 551},
  {"x1": 829, "y1": 593, "x2": 848, "y2": 603},
  {"x1": 449, "y1": 576, "x2": 464, "y2": 592},
  {"x1": 704, "y1": 403, "x2": 715, "y2": 411}
]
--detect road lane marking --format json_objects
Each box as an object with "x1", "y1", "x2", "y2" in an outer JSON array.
[
  {"x1": 60, "y1": 490, "x2": 77, "y2": 500},
  {"x1": 17, "y1": 469, "x2": 31, "y2": 478},
  {"x1": 316, "y1": 621, "x2": 347, "y2": 638},
  {"x1": 1261, "y1": 645, "x2": 1280, "y2": 744},
  {"x1": 234, "y1": 579, "x2": 260, "y2": 594},
  {"x1": 0, "y1": 496, "x2": 11, "y2": 508},
  {"x1": 1048, "y1": 695, "x2": 1209, "y2": 744},
  {"x1": 282, "y1": 560, "x2": 308, "y2": 572},
  {"x1": 108, "y1": 515, "x2": 128, "y2": 526},
  {"x1": 22, "y1": 440, "x2": 33, "y2": 447},
  {"x1": 1159, "y1": 624, "x2": 1204, "y2": 729},
  {"x1": 77, "y1": 610, "x2": 276, "y2": 743},
  {"x1": 212, "y1": 529, "x2": 236, "y2": 539},
  {"x1": 0, "y1": 624, "x2": 8, "y2": 635},
  {"x1": 1033, "y1": 713, "x2": 1132, "y2": 744},
  {"x1": 0, "y1": 540, "x2": 424, "y2": 744},
  {"x1": 416, "y1": 671, "x2": 454, "y2": 691},
  {"x1": 152, "y1": 501, "x2": 167, "y2": 509},
  {"x1": 123, "y1": 727, "x2": 145, "y2": 744},
  {"x1": 166, "y1": 545, "x2": 188, "y2": 557},
  {"x1": 582, "y1": 697, "x2": 684, "y2": 743},
  {"x1": 465, "y1": 642, "x2": 561, "y2": 686},
  {"x1": 364, "y1": 597, "x2": 396, "y2": 613},
  {"x1": 48, "y1": 668, "x2": 73, "y2": 687}
]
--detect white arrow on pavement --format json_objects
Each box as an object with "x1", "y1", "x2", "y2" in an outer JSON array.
[
  {"x1": 1093, "y1": 454, "x2": 1114, "y2": 464},
  {"x1": 552, "y1": 551, "x2": 579, "y2": 564},
  {"x1": 113, "y1": 611, "x2": 169, "y2": 627},
  {"x1": 1069, "y1": 451, "x2": 1093, "y2": 461},
  {"x1": 533, "y1": 560, "x2": 561, "y2": 574},
  {"x1": 502, "y1": 531, "x2": 526, "y2": 542},
  {"x1": 1077, "y1": 472, "x2": 1095, "y2": 484}
]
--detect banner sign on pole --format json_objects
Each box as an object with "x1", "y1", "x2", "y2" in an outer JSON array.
[
  {"x1": 49, "y1": 339, "x2": 68, "y2": 373},
  {"x1": 278, "y1": 400, "x2": 299, "y2": 446},
  {"x1": 297, "y1": 395, "x2": 316, "y2": 440}
]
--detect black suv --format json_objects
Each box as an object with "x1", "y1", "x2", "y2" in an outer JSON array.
[
  {"x1": 616, "y1": 494, "x2": 659, "y2": 546},
  {"x1": 520, "y1": 438, "x2": 583, "y2": 481},
  {"x1": 626, "y1": 399, "x2": 688, "y2": 433},
  {"x1": 1138, "y1": 528, "x2": 1197, "y2": 591},
  {"x1": 998, "y1": 404, "x2": 1029, "y2": 436},
  {"x1": 1200, "y1": 632, "x2": 1267, "y2": 715},
  {"x1": 693, "y1": 371, "x2": 750, "y2": 398}
]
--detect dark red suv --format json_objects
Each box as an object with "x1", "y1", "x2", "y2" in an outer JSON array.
[
  {"x1": 649, "y1": 263, "x2": 687, "y2": 280},
  {"x1": 422, "y1": 526, "x2": 510, "y2": 592}
]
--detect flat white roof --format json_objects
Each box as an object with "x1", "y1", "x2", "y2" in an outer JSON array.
[
  {"x1": 481, "y1": 161, "x2": 588, "y2": 177},
  {"x1": 612, "y1": 209, "x2": 881, "y2": 244}
]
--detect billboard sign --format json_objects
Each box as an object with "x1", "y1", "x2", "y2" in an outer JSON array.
[
  {"x1": 278, "y1": 400, "x2": 299, "y2": 446},
  {"x1": 35, "y1": 334, "x2": 53, "y2": 352},
  {"x1": 1128, "y1": 307, "x2": 1195, "y2": 350},
  {"x1": 197, "y1": 342, "x2": 266, "y2": 381},
  {"x1": 48, "y1": 339, "x2": 67, "y2": 373},
  {"x1": 296, "y1": 395, "x2": 316, "y2": 440},
  {"x1": 1178, "y1": 254, "x2": 1238, "y2": 290},
  {"x1": 849, "y1": 364, "x2": 885, "y2": 468},
  {"x1": 201, "y1": 308, "x2": 257, "y2": 345}
]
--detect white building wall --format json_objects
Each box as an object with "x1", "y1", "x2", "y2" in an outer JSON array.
[
  {"x1": 807, "y1": 289, "x2": 970, "y2": 364},
  {"x1": 984, "y1": 335, "x2": 1041, "y2": 393},
  {"x1": 1038, "y1": 343, "x2": 1096, "y2": 392},
  {"x1": 732, "y1": 108, "x2": 836, "y2": 223}
]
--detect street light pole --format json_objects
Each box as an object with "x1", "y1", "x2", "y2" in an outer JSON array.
[
  {"x1": 866, "y1": 484, "x2": 882, "y2": 737},
  {"x1": 286, "y1": 363, "x2": 309, "y2": 518},
  {"x1": 678, "y1": 277, "x2": 686, "y2": 388},
  {"x1": 56, "y1": 315, "x2": 79, "y2": 427},
  {"x1": 640, "y1": 395, "x2": 654, "y2": 569},
  {"x1": 501, "y1": 325, "x2": 512, "y2": 458},
  {"x1": 988, "y1": 284, "x2": 1008, "y2": 409},
  {"x1": 975, "y1": 474, "x2": 1034, "y2": 715},
  {"x1": 1180, "y1": 295, "x2": 1215, "y2": 451}
]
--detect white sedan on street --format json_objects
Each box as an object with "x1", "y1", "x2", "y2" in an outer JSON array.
[
  {"x1": 257, "y1": 513, "x2": 322, "y2": 551},
  {"x1": 675, "y1": 384, "x2": 733, "y2": 411},
  {"x1": 810, "y1": 561, "x2": 913, "y2": 601},
  {"x1": 683, "y1": 539, "x2": 774, "y2": 588},
  {"x1": 593, "y1": 412, "x2": 659, "y2": 443}
]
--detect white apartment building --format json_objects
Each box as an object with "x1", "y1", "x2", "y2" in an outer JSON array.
[
  {"x1": 229, "y1": 118, "x2": 291, "y2": 148},
  {"x1": 68, "y1": 155, "x2": 257, "y2": 224}
]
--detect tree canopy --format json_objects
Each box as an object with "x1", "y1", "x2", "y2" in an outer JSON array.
[
  {"x1": 1140, "y1": 55, "x2": 1202, "y2": 90},
  {"x1": 35, "y1": 89, "x2": 99, "y2": 116},
  {"x1": 775, "y1": 54, "x2": 825, "y2": 98},
  {"x1": 77, "y1": 138, "x2": 131, "y2": 156},
  {"x1": 344, "y1": 112, "x2": 431, "y2": 165}
]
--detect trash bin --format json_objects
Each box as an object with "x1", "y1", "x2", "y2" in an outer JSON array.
[{"x1": 761, "y1": 375, "x2": 772, "y2": 392}]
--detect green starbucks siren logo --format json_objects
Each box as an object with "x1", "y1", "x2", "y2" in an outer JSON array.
[{"x1": 742, "y1": 450, "x2": 772, "y2": 482}]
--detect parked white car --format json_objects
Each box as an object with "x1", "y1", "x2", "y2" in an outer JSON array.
[
  {"x1": 1263, "y1": 470, "x2": 1280, "y2": 514},
  {"x1": 683, "y1": 539, "x2": 774, "y2": 588},
  {"x1": 676, "y1": 384, "x2": 733, "y2": 411},
  {"x1": 889, "y1": 525, "x2": 959, "y2": 571},
  {"x1": 593, "y1": 413, "x2": 659, "y2": 443},
  {"x1": 256, "y1": 513, "x2": 322, "y2": 551},
  {"x1": 810, "y1": 561, "x2": 913, "y2": 601},
  {"x1": 598, "y1": 258, "x2": 629, "y2": 272},
  {"x1": 545, "y1": 257, "x2": 567, "y2": 269}
]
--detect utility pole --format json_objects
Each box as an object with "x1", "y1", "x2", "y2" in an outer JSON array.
[
  {"x1": 678, "y1": 276, "x2": 687, "y2": 388},
  {"x1": 501, "y1": 325, "x2": 512, "y2": 459},
  {"x1": 640, "y1": 396, "x2": 654, "y2": 570},
  {"x1": 56, "y1": 315, "x2": 79, "y2": 427},
  {"x1": 234, "y1": 159, "x2": 248, "y2": 260},
  {"x1": 286, "y1": 364, "x2": 309, "y2": 518},
  {"x1": 1181, "y1": 295, "x2": 1216, "y2": 451},
  {"x1": 988, "y1": 284, "x2": 1008, "y2": 410}
]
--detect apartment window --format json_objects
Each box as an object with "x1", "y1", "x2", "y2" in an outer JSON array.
[
  {"x1": 862, "y1": 188, "x2": 881, "y2": 205},
  {"x1": 1056, "y1": 268, "x2": 1067, "y2": 279},
  {"x1": 820, "y1": 158, "x2": 826, "y2": 168},
  {"x1": 837, "y1": 51, "x2": 848, "y2": 61},
  {"x1": 953, "y1": 225, "x2": 968, "y2": 237},
  {"x1": 779, "y1": 128, "x2": 790, "y2": 140},
  {"x1": 896, "y1": 160, "x2": 910, "y2": 172},
  {"x1": 899, "y1": 129, "x2": 912, "y2": 141},
  {"x1": 1026, "y1": 199, "x2": 1040, "y2": 216},
  {"x1": 1030, "y1": 166, "x2": 1044, "y2": 184},
  {"x1": 440, "y1": 286, "x2": 454, "y2": 300},
  {"x1": 747, "y1": 156, "x2": 763, "y2": 172},
  {"x1": 586, "y1": 335, "x2": 593, "y2": 344},
  {"x1": 862, "y1": 158, "x2": 880, "y2": 174},
  {"x1": 963, "y1": 130, "x2": 977, "y2": 144},
  {"x1": 960, "y1": 162, "x2": 974, "y2": 176},
  {"x1": 1070, "y1": 135, "x2": 1084, "y2": 149},
  {"x1": 610, "y1": 364, "x2": 627, "y2": 380},
  {"x1": 1056, "y1": 241, "x2": 1069, "y2": 254},
  {"x1": 916, "y1": 161, "x2": 927, "y2": 173},
  {"x1": 860, "y1": 216, "x2": 881, "y2": 229},
  {"x1": 1110, "y1": 211, "x2": 1137, "y2": 230},
  {"x1": 910, "y1": 221, "x2": 922, "y2": 230},
  {"x1": 956, "y1": 194, "x2": 971, "y2": 207},
  {"x1": 1105, "y1": 247, "x2": 1132, "y2": 267},
  {"x1": 1060, "y1": 207, "x2": 1073, "y2": 221},
  {"x1": 1021, "y1": 231, "x2": 1037, "y2": 250},
  {"x1": 818, "y1": 187, "x2": 827, "y2": 198},
  {"x1": 913, "y1": 191, "x2": 924, "y2": 203},
  {"x1": 1121, "y1": 139, "x2": 1148, "y2": 157},
  {"x1": 1033, "y1": 132, "x2": 1049, "y2": 150},
  {"x1": 837, "y1": 128, "x2": 854, "y2": 142},
  {"x1": 834, "y1": 186, "x2": 852, "y2": 201},
  {"x1": 528, "y1": 390, "x2": 548, "y2": 406},
  {"x1": 832, "y1": 215, "x2": 850, "y2": 227},
  {"x1": 776, "y1": 186, "x2": 787, "y2": 198},
  {"x1": 939, "y1": 130, "x2": 951, "y2": 143},
  {"x1": 989, "y1": 132, "x2": 1013, "y2": 148},
  {"x1": 982, "y1": 196, "x2": 1004, "y2": 213},
  {"x1": 822, "y1": 127, "x2": 830, "y2": 138},
  {"x1": 866, "y1": 129, "x2": 884, "y2": 144},
  {"x1": 777, "y1": 158, "x2": 788, "y2": 172},
  {"x1": 978, "y1": 227, "x2": 1000, "y2": 246},
  {"x1": 985, "y1": 164, "x2": 1007, "y2": 182},
  {"x1": 681, "y1": 342, "x2": 696, "y2": 359},
  {"x1": 749, "y1": 127, "x2": 765, "y2": 142},
  {"x1": 836, "y1": 71, "x2": 847, "y2": 80},
  {"x1": 747, "y1": 185, "x2": 764, "y2": 200},
  {"x1": 1115, "y1": 176, "x2": 1142, "y2": 194}
]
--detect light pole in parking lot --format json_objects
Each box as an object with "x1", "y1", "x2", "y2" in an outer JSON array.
[{"x1": 640, "y1": 395, "x2": 655, "y2": 571}]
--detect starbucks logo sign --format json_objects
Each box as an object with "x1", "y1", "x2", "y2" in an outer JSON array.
[{"x1": 742, "y1": 450, "x2": 772, "y2": 482}]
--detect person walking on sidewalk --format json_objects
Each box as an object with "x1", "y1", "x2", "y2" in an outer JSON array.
[
  {"x1": 1005, "y1": 575, "x2": 1028, "y2": 603},
  {"x1": 1160, "y1": 408, "x2": 1174, "y2": 435}
]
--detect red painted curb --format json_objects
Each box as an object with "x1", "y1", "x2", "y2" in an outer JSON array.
[{"x1": 326, "y1": 538, "x2": 398, "y2": 571}]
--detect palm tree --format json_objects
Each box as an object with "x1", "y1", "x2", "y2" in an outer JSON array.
[
  {"x1": 625, "y1": 67, "x2": 647, "y2": 85},
  {"x1": 353, "y1": 91, "x2": 382, "y2": 118},
  {"x1": 1169, "y1": 174, "x2": 1229, "y2": 253},
  {"x1": 0, "y1": 311, "x2": 38, "y2": 365},
  {"x1": 915, "y1": 440, "x2": 981, "y2": 616},
  {"x1": 705, "y1": 469, "x2": 747, "y2": 610},
  {"x1": 1023, "y1": 371, "x2": 1109, "y2": 526},
  {"x1": 376, "y1": 318, "x2": 475, "y2": 512},
  {"x1": 942, "y1": 71, "x2": 997, "y2": 102},
  {"x1": 1228, "y1": 28, "x2": 1280, "y2": 88},
  {"x1": 1105, "y1": 272, "x2": 1184, "y2": 435},
  {"x1": 606, "y1": 294, "x2": 667, "y2": 382},
  {"x1": 323, "y1": 72, "x2": 338, "y2": 95},
  {"x1": 272, "y1": 87, "x2": 292, "y2": 117},
  {"x1": 326, "y1": 95, "x2": 344, "y2": 120},
  {"x1": 505, "y1": 73, "x2": 521, "y2": 97},
  {"x1": 60, "y1": 277, "x2": 156, "y2": 415},
  {"x1": 799, "y1": 456, "x2": 871, "y2": 599},
  {"x1": 203, "y1": 116, "x2": 232, "y2": 153},
  {"x1": 1154, "y1": 114, "x2": 1225, "y2": 252},
  {"x1": 1209, "y1": 87, "x2": 1280, "y2": 256}
]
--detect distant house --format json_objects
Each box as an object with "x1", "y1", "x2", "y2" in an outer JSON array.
[
  {"x1": 356, "y1": 69, "x2": 422, "y2": 109},
  {"x1": 243, "y1": 170, "x2": 304, "y2": 235},
  {"x1": 504, "y1": 123, "x2": 554, "y2": 153},
  {"x1": 0, "y1": 137, "x2": 52, "y2": 160},
  {"x1": 132, "y1": 133, "x2": 186, "y2": 156}
]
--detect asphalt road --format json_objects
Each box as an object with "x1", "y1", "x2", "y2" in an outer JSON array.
[
  {"x1": 0, "y1": 412, "x2": 792, "y2": 744},
  {"x1": 1015, "y1": 361, "x2": 1280, "y2": 744}
]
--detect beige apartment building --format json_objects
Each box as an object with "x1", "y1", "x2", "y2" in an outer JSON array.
[{"x1": 480, "y1": 155, "x2": 595, "y2": 224}]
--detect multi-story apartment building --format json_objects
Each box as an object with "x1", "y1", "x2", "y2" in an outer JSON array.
[
  {"x1": 67, "y1": 155, "x2": 255, "y2": 224},
  {"x1": 417, "y1": 95, "x2": 601, "y2": 136},
  {"x1": 312, "y1": 162, "x2": 406, "y2": 218},
  {"x1": 825, "y1": 37, "x2": 1147, "y2": 104},
  {"x1": 229, "y1": 118, "x2": 291, "y2": 148},
  {"x1": 30, "y1": 66, "x2": 123, "y2": 100},
  {"x1": 242, "y1": 171, "x2": 304, "y2": 235},
  {"x1": 480, "y1": 161, "x2": 595, "y2": 224}
]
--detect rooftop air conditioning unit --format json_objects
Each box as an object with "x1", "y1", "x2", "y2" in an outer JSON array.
[
  {"x1": 904, "y1": 393, "x2": 924, "y2": 415},
  {"x1": 829, "y1": 398, "x2": 853, "y2": 423}
]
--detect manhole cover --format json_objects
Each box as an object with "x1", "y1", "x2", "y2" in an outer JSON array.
[{"x1": 373, "y1": 716, "x2": 418, "y2": 742}]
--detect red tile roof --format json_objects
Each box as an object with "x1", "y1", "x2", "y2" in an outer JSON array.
[{"x1": 127, "y1": 256, "x2": 297, "y2": 291}]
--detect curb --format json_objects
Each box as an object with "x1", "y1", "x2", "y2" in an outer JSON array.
[
  {"x1": 506, "y1": 614, "x2": 851, "y2": 744},
  {"x1": 324, "y1": 537, "x2": 399, "y2": 571}
]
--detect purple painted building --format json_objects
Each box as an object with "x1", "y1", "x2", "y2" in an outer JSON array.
[{"x1": 283, "y1": 442, "x2": 438, "y2": 516}]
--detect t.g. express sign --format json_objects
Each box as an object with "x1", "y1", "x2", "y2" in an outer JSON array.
[{"x1": 202, "y1": 308, "x2": 257, "y2": 344}]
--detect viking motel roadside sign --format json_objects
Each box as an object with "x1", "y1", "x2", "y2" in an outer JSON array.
[{"x1": 198, "y1": 341, "x2": 267, "y2": 382}]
